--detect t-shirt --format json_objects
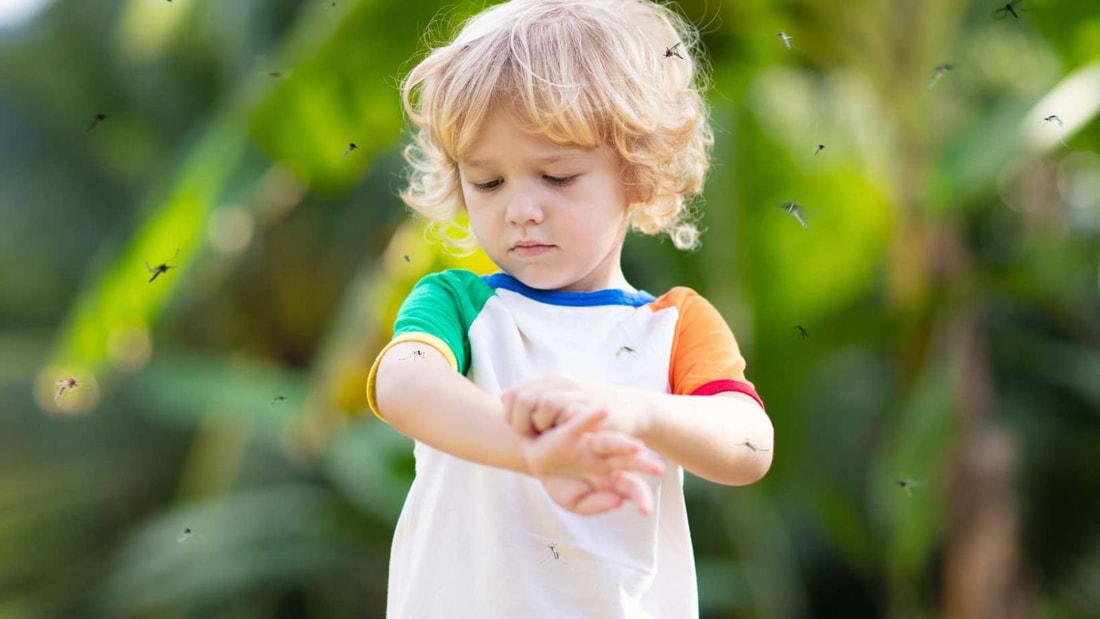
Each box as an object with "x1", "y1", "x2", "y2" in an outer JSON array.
[{"x1": 366, "y1": 269, "x2": 763, "y2": 618}]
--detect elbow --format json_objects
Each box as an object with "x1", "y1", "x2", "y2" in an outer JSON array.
[
  {"x1": 691, "y1": 449, "x2": 773, "y2": 487},
  {"x1": 733, "y1": 451, "x2": 773, "y2": 486},
  {"x1": 731, "y1": 404, "x2": 774, "y2": 485},
  {"x1": 703, "y1": 451, "x2": 772, "y2": 487},
  {"x1": 716, "y1": 423, "x2": 776, "y2": 486},
  {"x1": 683, "y1": 399, "x2": 775, "y2": 486}
]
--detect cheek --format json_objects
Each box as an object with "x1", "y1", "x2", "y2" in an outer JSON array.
[
  {"x1": 460, "y1": 187, "x2": 488, "y2": 219},
  {"x1": 462, "y1": 198, "x2": 502, "y2": 244}
]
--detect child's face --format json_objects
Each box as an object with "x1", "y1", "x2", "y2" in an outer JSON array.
[{"x1": 457, "y1": 109, "x2": 632, "y2": 292}]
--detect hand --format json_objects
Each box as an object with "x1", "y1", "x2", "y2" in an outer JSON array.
[
  {"x1": 502, "y1": 373, "x2": 651, "y2": 439},
  {"x1": 521, "y1": 409, "x2": 664, "y2": 480},
  {"x1": 540, "y1": 471, "x2": 656, "y2": 516}
]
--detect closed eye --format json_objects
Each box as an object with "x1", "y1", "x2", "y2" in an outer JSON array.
[
  {"x1": 471, "y1": 175, "x2": 577, "y2": 191},
  {"x1": 472, "y1": 179, "x2": 502, "y2": 192},
  {"x1": 544, "y1": 174, "x2": 578, "y2": 186}
]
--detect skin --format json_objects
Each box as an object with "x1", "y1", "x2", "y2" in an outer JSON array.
[
  {"x1": 375, "y1": 105, "x2": 773, "y2": 517},
  {"x1": 457, "y1": 108, "x2": 635, "y2": 293},
  {"x1": 376, "y1": 341, "x2": 663, "y2": 515},
  {"x1": 501, "y1": 374, "x2": 773, "y2": 486}
]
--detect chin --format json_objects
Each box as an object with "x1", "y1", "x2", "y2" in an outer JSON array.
[
  {"x1": 509, "y1": 268, "x2": 576, "y2": 291},
  {"x1": 514, "y1": 274, "x2": 563, "y2": 291}
]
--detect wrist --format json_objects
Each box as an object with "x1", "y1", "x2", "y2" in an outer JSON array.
[{"x1": 633, "y1": 389, "x2": 660, "y2": 443}]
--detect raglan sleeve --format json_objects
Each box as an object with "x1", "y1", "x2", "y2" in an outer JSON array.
[
  {"x1": 365, "y1": 270, "x2": 481, "y2": 420},
  {"x1": 667, "y1": 288, "x2": 765, "y2": 409}
]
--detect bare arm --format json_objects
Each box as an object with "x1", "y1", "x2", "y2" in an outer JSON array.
[
  {"x1": 373, "y1": 341, "x2": 530, "y2": 473},
  {"x1": 374, "y1": 342, "x2": 665, "y2": 483},
  {"x1": 504, "y1": 376, "x2": 774, "y2": 486},
  {"x1": 636, "y1": 391, "x2": 773, "y2": 486}
]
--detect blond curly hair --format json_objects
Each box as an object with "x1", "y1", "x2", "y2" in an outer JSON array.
[{"x1": 400, "y1": 0, "x2": 713, "y2": 252}]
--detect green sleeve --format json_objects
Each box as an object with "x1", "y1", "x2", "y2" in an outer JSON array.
[{"x1": 392, "y1": 269, "x2": 495, "y2": 376}]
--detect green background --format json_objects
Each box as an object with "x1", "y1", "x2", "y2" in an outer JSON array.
[{"x1": 2, "y1": 0, "x2": 1099, "y2": 616}]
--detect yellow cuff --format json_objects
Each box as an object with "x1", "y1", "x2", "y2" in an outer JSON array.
[{"x1": 365, "y1": 333, "x2": 459, "y2": 421}]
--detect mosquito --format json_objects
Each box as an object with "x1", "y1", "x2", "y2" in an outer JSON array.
[
  {"x1": 344, "y1": 142, "x2": 358, "y2": 158},
  {"x1": 813, "y1": 144, "x2": 825, "y2": 156},
  {"x1": 896, "y1": 479, "x2": 925, "y2": 498},
  {"x1": 740, "y1": 439, "x2": 771, "y2": 453},
  {"x1": 271, "y1": 395, "x2": 287, "y2": 406},
  {"x1": 177, "y1": 527, "x2": 193, "y2": 543},
  {"x1": 403, "y1": 254, "x2": 410, "y2": 263},
  {"x1": 927, "y1": 63, "x2": 955, "y2": 89},
  {"x1": 663, "y1": 42, "x2": 683, "y2": 59},
  {"x1": 267, "y1": 71, "x2": 285, "y2": 78},
  {"x1": 87, "y1": 113, "x2": 107, "y2": 131},
  {"x1": 1042, "y1": 115, "x2": 1070, "y2": 147},
  {"x1": 399, "y1": 349, "x2": 426, "y2": 361},
  {"x1": 794, "y1": 325, "x2": 808, "y2": 339},
  {"x1": 540, "y1": 543, "x2": 566, "y2": 564},
  {"x1": 616, "y1": 345, "x2": 637, "y2": 357},
  {"x1": 145, "y1": 248, "x2": 180, "y2": 283},
  {"x1": 777, "y1": 32, "x2": 796, "y2": 50},
  {"x1": 993, "y1": 1, "x2": 1027, "y2": 20},
  {"x1": 55, "y1": 377, "x2": 79, "y2": 401},
  {"x1": 779, "y1": 202, "x2": 809, "y2": 229}
]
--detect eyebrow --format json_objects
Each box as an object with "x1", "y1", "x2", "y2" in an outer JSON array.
[{"x1": 462, "y1": 151, "x2": 591, "y2": 169}]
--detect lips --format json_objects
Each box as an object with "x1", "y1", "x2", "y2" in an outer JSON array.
[
  {"x1": 510, "y1": 242, "x2": 554, "y2": 258},
  {"x1": 511, "y1": 241, "x2": 552, "y2": 250}
]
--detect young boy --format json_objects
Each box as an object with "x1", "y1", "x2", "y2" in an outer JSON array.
[{"x1": 366, "y1": 1, "x2": 774, "y2": 616}]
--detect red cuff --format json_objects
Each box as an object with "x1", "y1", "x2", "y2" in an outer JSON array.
[{"x1": 690, "y1": 379, "x2": 765, "y2": 410}]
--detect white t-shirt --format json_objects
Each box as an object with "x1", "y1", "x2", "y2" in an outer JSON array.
[{"x1": 367, "y1": 270, "x2": 763, "y2": 618}]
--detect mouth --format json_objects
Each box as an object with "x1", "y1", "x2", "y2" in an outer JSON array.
[
  {"x1": 511, "y1": 241, "x2": 552, "y2": 249},
  {"x1": 510, "y1": 242, "x2": 555, "y2": 257}
]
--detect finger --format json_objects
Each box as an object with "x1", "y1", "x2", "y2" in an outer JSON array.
[
  {"x1": 585, "y1": 433, "x2": 665, "y2": 476},
  {"x1": 509, "y1": 389, "x2": 546, "y2": 438},
  {"x1": 534, "y1": 393, "x2": 595, "y2": 433},
  {"x1": 584, "y1": 431, "x2": 642, "y2": 456},
  {"x1": 500, "y1": 390, "x2": 515, "y2": 427},
  {"x1": 542, "y1": 477, "x2": 587, "y2": 506},
  {"x1": 584, "y1": 433, "x2": 662, "y2": 475},
  {"x1": 502, "y1": 379, "x2": 546, "y2": 436},
  {"x1": 559, "y1": 409, "x2": 609, "y2": 440},
  {"x1": 613, "y1": 472, "x2": 654, "y2": 516},
  {"x1": 571, "y1": 490, "x2": 624, "y2": 516},
  {"x1": 531, "y1": 395, "x2": 565, "y2": 434},
  {"x1": 605, "y1": 454, "x2": 665, "y2": 477},
  {"x1": 519, "y1": 381, "x2": 569, "y2": 436}
]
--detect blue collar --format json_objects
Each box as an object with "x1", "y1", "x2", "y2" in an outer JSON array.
[{"x1": 483, "y1": 273, "x2": 655, "y2": 307}]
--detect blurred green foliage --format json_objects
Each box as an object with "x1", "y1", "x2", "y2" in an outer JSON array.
[{"x1": 1, "y1": 0, "x2": 1098, "y2": 617}]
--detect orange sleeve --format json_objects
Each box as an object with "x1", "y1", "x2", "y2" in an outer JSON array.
[{"x1": 652, "y1": 288, "x2": 764, "y2": 408}]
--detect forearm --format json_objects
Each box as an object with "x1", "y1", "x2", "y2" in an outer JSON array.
[
  {"x1": 374, "y1": 346, "x2": 529, "y2": 475},
  {"x1": 637, "y1": 392, "x2": 773, "y2": 486}
]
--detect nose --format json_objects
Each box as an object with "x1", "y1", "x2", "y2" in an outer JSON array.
[{"x1": 504, "y1": 186, "x2": 544, "y2": 226}]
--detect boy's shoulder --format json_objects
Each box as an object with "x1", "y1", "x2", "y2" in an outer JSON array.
[
  {"x1": 646, "y1": 286, "x2": 737, "y2": 330},
  {"x1": 413, "y1": 268, "x2": 483, "y2": 287},
  {"x1": 409, "y1": 268, "x2": 492, "y2": 297},
  {"x1": 647, "y1": 285, "x2": 711, "y2": 311},
  {"x1": 405, "y1": 268, "x2": 496, "y2": 313}
]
